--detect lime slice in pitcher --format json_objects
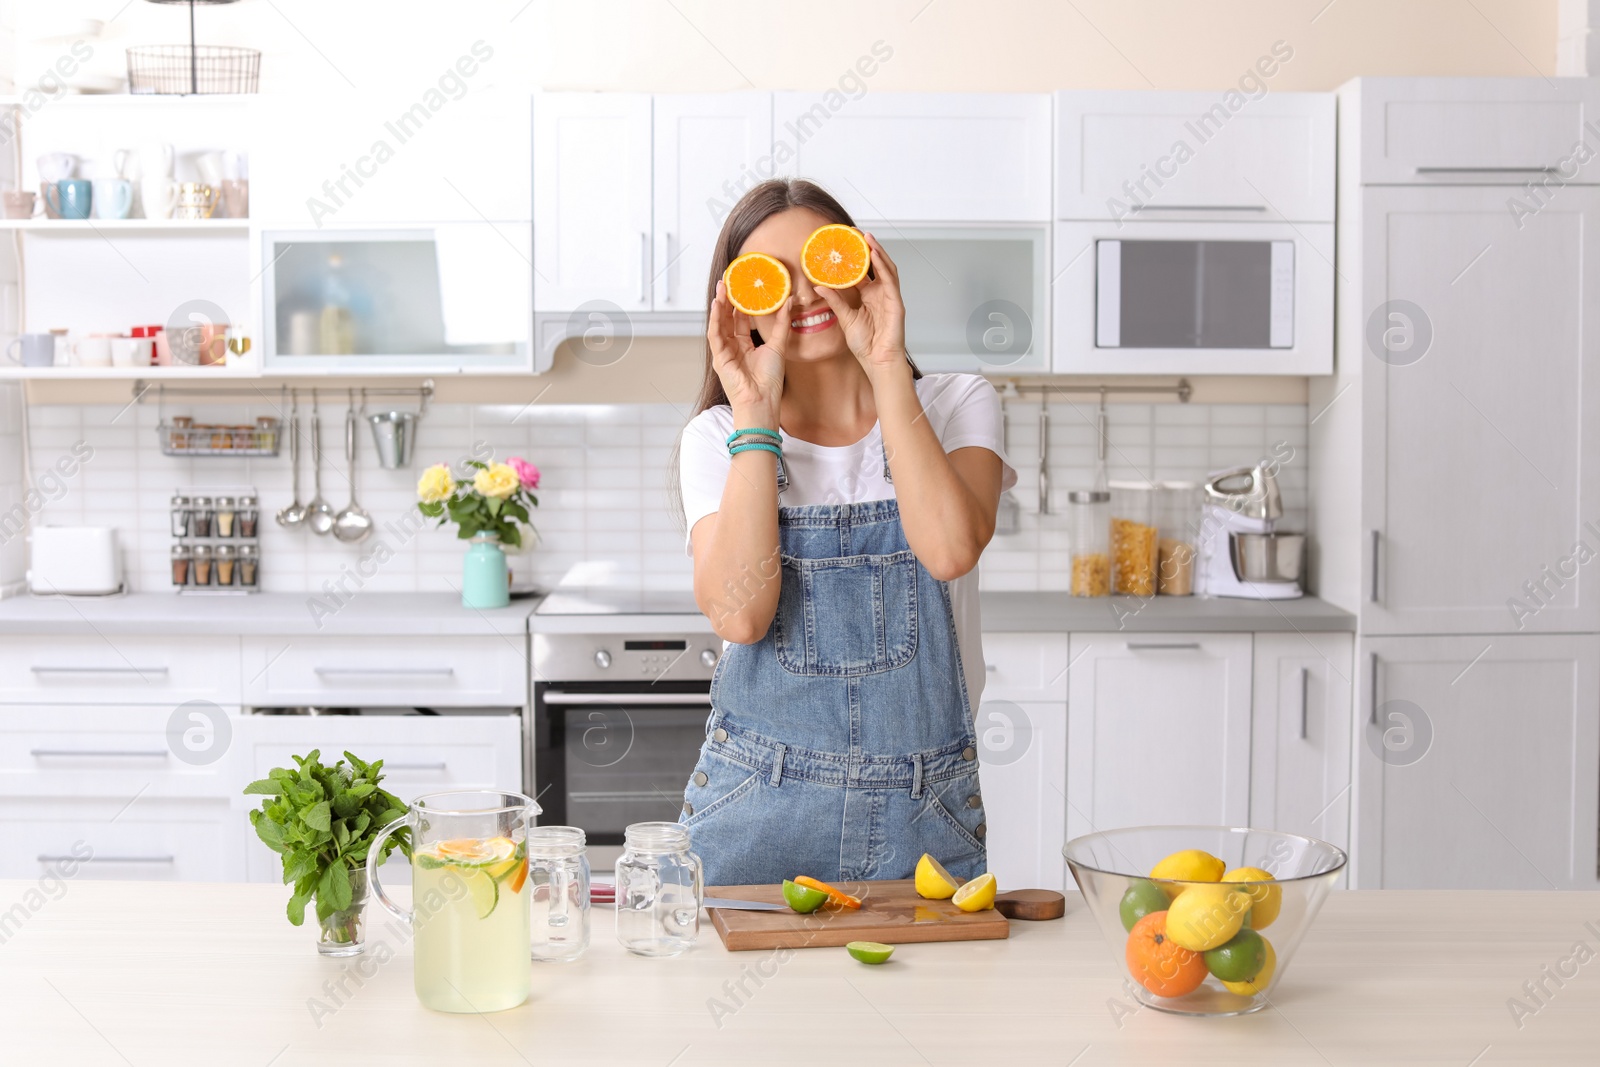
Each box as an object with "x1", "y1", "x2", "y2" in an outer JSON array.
[{"x1": 461, "y1": 869, "x2": 499, "y2": 919}]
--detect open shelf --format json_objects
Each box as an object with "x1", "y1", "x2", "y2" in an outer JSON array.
[
  {"x1": 0, "y1": 219, "x2": 248, "y2": 233},
  {"x1": 0, "y1": 366, "x2": 257, "y2": 380}
]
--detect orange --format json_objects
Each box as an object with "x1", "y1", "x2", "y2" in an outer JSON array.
[
  {"x1": 792, "y1": 874, "x2": 863, "y2": 910},
  {"x1": 723, "y1": 252, "x2": 791, "y2": 316},
  {"x1": 1125, "y1": 911, "x2": 1207, "y2": 998},
  {"x1": 801, "y1": 224, "x2": 871, "y2": 289}
]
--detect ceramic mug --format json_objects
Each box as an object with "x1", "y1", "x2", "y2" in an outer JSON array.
[
  {"x1": 73, "y1": 335, "x2": 114, "y2": 368},
  {"x1": 141, "y1": 178, "x2": 178, "y2": 220},
  {"x1": 140, "y1": 142, "x2": 174, "y2": 179},
  {"x1": 37, "y1": 152, "x2": 76, "y2": 184},
  {"x1": 174, "y1": 182, "x2": 217, "y2": 221},
  {"x1": 220, "y1": 179, "x2": 248, "y2": 219},
  {"x1": 110, "y1": 336, "x2": 152, "y2": 367},
  {"x1": 93, "y1": 178, "x2": 134, "y2": 220},
  {"x1": 39, "y1": 182, "x2": 60, "y2": 219},
  {"x1": 2, "y1": 191, "x2": 43, "y2": 219},
  {"x1": 47, "y1": 179, "x2": 92, "y2": 221},
  {"x1": 195, "y1": 151, "x2": 225, "y2": 186},
  {"x1": 5, "y1": 332, "x2": 56, "y2": 367},
  {"x1": 111, "y1": 148, "x2": 139, "y2": 181}
]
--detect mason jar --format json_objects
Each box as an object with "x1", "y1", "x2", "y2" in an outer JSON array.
[
  {"x1": 614, "y1": 822, "x2": 702, "y2": 957},
  {"x1": 528, "y1": 825, "x2": 591, "y2": 963}
]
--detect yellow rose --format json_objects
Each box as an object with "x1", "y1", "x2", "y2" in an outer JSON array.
[
  {"x1": 416, "y1": 463, "x2": 454, "y2": 504},
  {"x1": 473, "y1": 462, "x2": 519, "y2": 500}
]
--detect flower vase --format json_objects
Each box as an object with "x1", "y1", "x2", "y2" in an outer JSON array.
[{"x1": 462, "y1": 532, "x2": 510, "y2": 609}]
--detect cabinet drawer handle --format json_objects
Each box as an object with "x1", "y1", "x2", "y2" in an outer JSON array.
[
  {"x1": 1126, "y1": 642, "x2": 1201, "y2": 651},
  {"x1": 30, "y1": 748, "x2": 169, "y2": 759},
  {"x1": 640, "y1": 231, "x2": 649, "y2": 304},
  {"x1": 1130, "y1": 204, "x2": 1267, "y2": 213},
  {"x1": 541, "y1": 691, "x2": 711, "y2": 706},
  {"x1": 39, "y1": 854, "x2": 175, "y2": 864},
  {"x1": 663, "y1": 231, "x2": 674, "y2": 303},
  {"x1": 312, "y1": 667, "x2": 455, "y2": 677},
  {"x1": 1368, "y1": 652, "x2": 1379, "y2": 726},
  {"x1": 31, "y1": 666, "x2": 170, "y2": 675},
  {"x1": 386, "y1": 762, "x2": 448, "y2": 771},
  {"x1": 1369, "y1": 530, "x2": 1381, "y2": 603},
  {"x1": 1297, "y1": 667, "x2": 1309, "y2": 740},
  {"x1": 1414, "y1": 166, "x2": 1557, "y2": 175}
]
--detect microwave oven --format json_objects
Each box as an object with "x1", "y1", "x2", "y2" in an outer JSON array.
[{"x1": 1052, "y1": 220, "x2": 1333, "y2": 375}]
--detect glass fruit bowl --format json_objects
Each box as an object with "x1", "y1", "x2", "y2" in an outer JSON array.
[{"x1": 1063, "y1": 826, "x2": 1346, "y2": 1017}]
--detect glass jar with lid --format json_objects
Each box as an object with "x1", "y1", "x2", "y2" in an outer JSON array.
[
  {"x1": 614, "y1": 821, "x2": 702, "y2": 957},
  {"x1": 215, "y1": 496, "x2": 237, "y2": 538},
  {"x1": 238, "y1": 544, "x2": 259, "y2": 587},
  {"x1": 1155, "y1": 481, "x2": 1200, "y2": 596},
  {"x1": 170, "y1": 544, "x2": 192, "y2": 587},
  {"x1": 215, "y1": 544, "x2": 236, "y2": 586},
  {"x1": 190, "y1": 497, "x2": 214, "y2": 538},
  {"x1": 238, "y1": 495, "x2": 259, "y2": 538},
  {"x1": 529, "y1": 825, "x2": 591, "y2": 963},
  {"x1": 1110, "y1": 480, "x2": 1158, "y2": 597},
  {"x1": 170, "y1": 495, "x2": 192, "y2": 538},
  {"x1": 1067, "y1": 489, "x2": 1111, "y2": 597},
  {"x1": 191, "y1": 544, "x2": 214, "y2": 586}
]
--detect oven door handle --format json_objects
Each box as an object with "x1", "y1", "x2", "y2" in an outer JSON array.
[{"x1": 541, "y1": 691, "x2": 713, "y2": 706}]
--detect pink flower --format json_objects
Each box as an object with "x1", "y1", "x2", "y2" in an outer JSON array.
[{"x1": 508, "y1": 456, "x2": 540, "y2": 489}]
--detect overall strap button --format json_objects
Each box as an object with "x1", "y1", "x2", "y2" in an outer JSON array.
[
  {"x1": 712, "y1": 727, "x2": 728, "y2": 743},
  {"x1": 682, "y1": 802, "x2": 694, "y2": 817},
  {"x1": 961, "y1": 746, "x2": 977, "y2": 761},
  {"x1": 692, "y1": 771, "x2": 709, "y2": 787},
  {"x1": 974, "y1": 822, "x2": 987, "y2": 840},
  {"x1": 966, "y1": 794, "x2": 982, "y2": 809}
]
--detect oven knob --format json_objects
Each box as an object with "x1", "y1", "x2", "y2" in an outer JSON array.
[
  {"x1": 594, "y1": 649, "x2": 612, "y2": 669},
  {"x1": 700, "y1": 649, "x2": 718, "y2": 668}
]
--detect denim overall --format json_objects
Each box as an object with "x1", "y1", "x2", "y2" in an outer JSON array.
[{"x1": 680, "y1": 445, "x2": 988, "y2": 887}]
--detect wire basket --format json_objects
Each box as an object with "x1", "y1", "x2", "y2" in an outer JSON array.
[
  {"x1": 127, "y1": 44, "x2": 260, "y2": 95},
  {"x1": 161, "y1": 419, "x2": 280, "y2": 456}
]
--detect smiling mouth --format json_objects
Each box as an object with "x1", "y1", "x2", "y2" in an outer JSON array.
[{"x1": 791, "y1": 308, "x2": 836, "y2": 333}]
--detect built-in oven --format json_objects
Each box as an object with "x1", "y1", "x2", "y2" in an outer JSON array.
[
  {"x1": 531, "y1": 627, "x2": 721, "y2": 847},
  {"x1": 1053, "y1": 219, "x2": 1333, "y2": 375}
]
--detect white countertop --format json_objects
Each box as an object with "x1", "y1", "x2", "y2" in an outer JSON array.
[
  {"x1": 980, "y1": 591, "x2": 1356, "y2": 633},
  {"x1": 2, "y1": 880, "x2": 1593, "y2": 1064}
]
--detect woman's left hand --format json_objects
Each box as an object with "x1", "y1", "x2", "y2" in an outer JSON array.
[{"x1": 811, "y1": 231, "x2": 908, "y2": 374}]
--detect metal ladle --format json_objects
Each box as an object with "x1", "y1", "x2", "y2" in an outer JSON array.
[
  {"x1": 306, "y1": 397, "x2": 336, "y2": 536},
  {"x1": 275, "y1": 393, "x2": 307, "y2": 527},
  {"x1": 332, "y1": 392, "x2": 373, "y2": 543}
]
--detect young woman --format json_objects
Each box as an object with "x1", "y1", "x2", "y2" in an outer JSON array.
[{"x1": 676, "y1": 179, "x2": 1016, "y2": 887}]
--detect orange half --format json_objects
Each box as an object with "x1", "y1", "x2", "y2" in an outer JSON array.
[
  {"x1": 723, "y1": 252, "x2": 791, "y2": 316},
  {"x1": 801, "y1": 224, "x2": 870, "y2": 289},
  {"x1": 793, "y1": 874, "x2": 863, "y2": 910}
]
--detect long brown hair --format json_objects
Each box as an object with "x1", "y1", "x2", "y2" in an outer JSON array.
[{"x1": 669, "y1": 179, "x2": 919, "y2": 529}]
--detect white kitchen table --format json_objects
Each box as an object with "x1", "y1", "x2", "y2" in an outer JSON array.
[{"x1": 1, "y1": 880, "x2": 1595, "y2": 1064}]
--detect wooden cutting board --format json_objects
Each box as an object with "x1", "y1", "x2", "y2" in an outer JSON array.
[{"x1": 705, "y1": 878, "x2": 1009, "y2": 951}]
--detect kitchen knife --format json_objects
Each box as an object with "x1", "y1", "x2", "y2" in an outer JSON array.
[{"x1": 588, "y1": 885, "x2": 787, "y2": 911}]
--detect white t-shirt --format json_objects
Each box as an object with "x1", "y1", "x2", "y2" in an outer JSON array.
[{"x1": 679, "y1": 372, "x2": 1017, "y2": 712}]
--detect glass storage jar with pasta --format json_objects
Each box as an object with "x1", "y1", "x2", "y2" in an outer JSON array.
[{"x1": 1110, "y1": 480, "x2": 1158, "y2": 597}]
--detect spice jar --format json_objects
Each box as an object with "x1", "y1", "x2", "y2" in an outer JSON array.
[
  {"x1": 255, "y1": 417, "x2": 277, "y2": 452},
  {"x1": 215, "y1": 544, "x2": 236, "y2": 586},
  {"x1": 238, "y1": 544, "x2": 259, "y2": 587},
  {"x1": 1067, "y1": 490, "x2": 1111, "y2": 596},
  {"x1": 216, "y1": 496, "x2": 236, "y2": 538},
  {"x1": 169, "y1": 416, "x2": 193, "y2": 451},
  {"x1": 1110, "y1": 480, "x2": 1158, "y2": 597},
  {"x1": 615, "y1": 822, "x2": 702, "y2": 958},
  {"x1": 1156, "y1": 481, "x2": 1200, "y2": 596},
  {"x1": 170, "y1": 495, "x2": 192, "y2": 538},
  {"x1": 170, "y1": 544, "x2": 192, "y2": 587},
  {"x1": 238, "y1": 496, "x2": 259, "y2": 538},
  {"x1": 191, "y1": 497, "x2": 214, "y2": 538},
  {"x1": 191, "y1": 544, "x2": 214, "y2": 586}
]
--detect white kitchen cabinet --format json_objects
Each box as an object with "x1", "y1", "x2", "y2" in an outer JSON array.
[
  {"x1": 0, "y1": 705, "x2": 241, "y2": 800},
  {"x1": 1056, "y1": 90, "x2": 1334, "y2": 221},
  {"x1": 532, "y1": 92, "x2": 653, "y2": 312},
  {"x1": 979, "y1": 631, "x2": 1070, "y2": 703},
  {"x1": 0, "y1": 635, "x2": 241, "y2": 705},
  {"x1": 1065, "y1": 633, "x2": 1252, "y2": 842},
  {"x1": 1349, "y1": 78, "x2": 1600, "y2": 185},
  {"x1": 1249, "y1": 634, "x2": 1353, "y2": 875},
  {"x1": 1353, "y1": 635, "x2": 1600, "y2": 890},
  {"x1": 773, "y1": 92, "x2": 1052, "y2": 221},
  {"x1": 976, "y1": 699, "x2": 1066, "y2": 892},
  {"x1": 240, "y1": 635, "x2": 526, "y2": 708},
  {"x1": 0, "y1": 795, "x2": 241, "y2": 882},
  {"x1": 1360, "y1": 185, "x2": 1600, "y2": 635},
  {"x1": 652, "y1": 93, "x2": 774, "y2": 313}
]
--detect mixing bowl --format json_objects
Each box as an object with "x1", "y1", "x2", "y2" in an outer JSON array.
[{"x1": 1063, "y1": 825, "x2": 1346, "y2": 1016}]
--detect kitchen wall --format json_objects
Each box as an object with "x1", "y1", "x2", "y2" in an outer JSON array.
[
  {"x1": 0, "y1": 384, "x2": 24, "y2": 592},
  {"x1": 22, "y1": 394, "x2": 1306, "y2": 597}
]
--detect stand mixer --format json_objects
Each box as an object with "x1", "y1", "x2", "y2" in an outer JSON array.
[{"x1": 1195, "y1": 463, "x2": 1305, "y2": 599}]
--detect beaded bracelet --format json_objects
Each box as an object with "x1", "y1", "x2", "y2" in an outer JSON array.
[
  {"x1": 725, "y1": 427, "x2": 781, "y2": 446},
  {"x1": 728, "y1": 442, "x2": 783, "y2": 459}
]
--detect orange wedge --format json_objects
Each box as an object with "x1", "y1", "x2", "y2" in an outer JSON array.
[
  {"x1": 723, "y1": 252, "x2": 791, "y2": 316},
  {"x1": 793, "y1": 874, "x2": 863, "y2": 910},
  {"x1": 801, "y1": 224, "x2": 870, "y2": 289}
]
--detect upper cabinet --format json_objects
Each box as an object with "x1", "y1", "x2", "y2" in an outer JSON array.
[
  {"x1": 1056, "y1": 90, "x2": 1335, "y2": 222},
  {"x1": 1347, "y1": 78, "x2": 1600, "y2": 185}
]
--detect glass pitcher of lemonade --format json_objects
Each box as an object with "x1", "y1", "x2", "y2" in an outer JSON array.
[{"x1": 367, "y1": 791, "x2": 539, "y2": 1013}]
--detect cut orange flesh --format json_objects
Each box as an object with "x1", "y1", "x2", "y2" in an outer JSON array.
[
  {"x1": 723, "y1": 252, "x2": 791, "y2": 316},
  {"x1": 801, "y1": 224, "x2": 870, "y2": 289},
  {"x1": 793, "y1": 874, "x2": 863, "y2": 909}
]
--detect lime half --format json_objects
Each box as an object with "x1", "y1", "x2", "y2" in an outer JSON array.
[
  {"x1": 846, "y1": 941, "x2": 895, "y2": 965},
  {"x1": 782, "y1": 879, "x2": 829, "y2": 914},
  {"x1": 459, "y1": 868, "x2": 499, "y2": 919}
]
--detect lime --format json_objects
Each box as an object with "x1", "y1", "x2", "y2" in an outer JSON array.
[
  {"x1": 414, "y1": 850, "x2": 448, "y2": 871},
  {"x1": 782, "y1": 878, "x2": 829, "y2": 914},
  {"x1": 1204, "y1": 928, "x2": 1266, "y2": 982},
  {"x1": 459, "y1": 868, "x2": 499, "y2": 919},
  {"x1": 1119, "y1": 879, "x2": 1169, "y2": 932},
  {"x1": 846, "y1": 941, "x2": 895, "y2": 964},
  {"x1": 1220, "y1": 935, "x2": 1277, "y2": 995}
]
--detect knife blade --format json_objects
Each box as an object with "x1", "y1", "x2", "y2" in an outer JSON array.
[{"x1": 701, "y1": 897, "x2": 789, "y2": 911}]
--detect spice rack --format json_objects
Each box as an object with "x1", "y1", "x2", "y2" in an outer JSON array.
[
  {"x1": 171, "y1": 484, "x2": 260, "y2": 595},
  {"x1": 161, "y1": 418, "x2": 281, "y2": 456}
]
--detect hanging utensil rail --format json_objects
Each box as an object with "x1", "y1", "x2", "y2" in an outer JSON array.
[
  {"x1": 998, "y1": 378, "x2": 1193, "y2": 403},
  {"x1": 130, "y1": 379, "x2": 434, "y2": 413}
]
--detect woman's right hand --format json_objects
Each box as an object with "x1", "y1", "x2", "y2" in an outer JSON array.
[{"x1": 708, "y1": 280, "x2": 790, "y2": 423}]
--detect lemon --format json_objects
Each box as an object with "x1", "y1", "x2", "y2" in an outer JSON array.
[
  {"x1": 1222, "y1": 867, "x2": 1282, "y2": 930},
  {"x1": 914, "y1": 854, "x2": 960, "y2": 900},
  {"x1": 1149, "y1": 849, "x2": 1226, "y2": 897},
  {"x1": 951, "y1": 872, "x2": 997, "y2": 912},
  {"x1": 1220, "y1": 935, "x2": 1277, "y2": 996},
  {"x1": 846, "y1": 940, "x2": 895, "y2": 964},
  {"x1": 1164, "y1": 884, "x2": 1248, "y2": 951},
  {"x1": 459, "y1": 868, "x2": 499, "y2": 919}
]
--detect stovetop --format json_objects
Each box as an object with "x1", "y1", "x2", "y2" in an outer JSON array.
[{"x1": 533, "y1": 587, "x2": 701, "y2": 617}]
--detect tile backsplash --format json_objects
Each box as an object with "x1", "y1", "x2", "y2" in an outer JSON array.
[{"x1": 15, "y1": 395, "x2": 1307, "y2": 596}]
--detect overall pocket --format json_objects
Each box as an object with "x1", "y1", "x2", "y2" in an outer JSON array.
[{"x1": 774, "y1": 550, "x2": 919, "y2": 676}]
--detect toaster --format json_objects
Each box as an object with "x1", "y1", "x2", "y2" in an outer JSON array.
[{"x1": 29, "y1": 526, "x2": 122, "y2": 596}]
